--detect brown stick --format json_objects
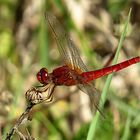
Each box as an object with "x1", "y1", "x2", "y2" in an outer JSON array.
[{"x1": 5, "y1": 103, "x2": 34, "y2": 140}]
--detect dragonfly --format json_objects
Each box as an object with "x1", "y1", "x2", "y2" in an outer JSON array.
[{"x1": 26, "y1": 13, "x2": 140, "y2": 115}]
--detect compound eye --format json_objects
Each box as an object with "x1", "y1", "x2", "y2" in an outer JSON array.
[
  {"x1": 37, "y1": 68, "x2": 48, "y2": 84},
  {"x1": 37, "y1": 72, "x2": 42, "y2": 83}
]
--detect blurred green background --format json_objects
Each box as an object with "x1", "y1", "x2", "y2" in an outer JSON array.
[{"x1": 0, "y1": 0, "x2": 140, "y2": 140}]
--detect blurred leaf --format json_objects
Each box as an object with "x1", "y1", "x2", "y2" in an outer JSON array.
[
  {"x1": 108, "y1": 0, "x2": 129, "y2": 18},
  {"x1": 38, "y1": 16, "x2": 50, "y2": 67},
  {"x1": 72, "y1": 123, "x2": 89, "y2": 140},
  {"x1": 0, "y1": 31, "x2": 12, "y2": 58}
]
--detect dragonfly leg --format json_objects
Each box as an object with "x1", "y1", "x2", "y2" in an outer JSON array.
[
  {"x1": 26, "y1": 84, "x2": 49, "y2": 94},
  {"x1": 44, "y1": 85, "x2": 55, "y2": 103},
  {"x1": 34, "y1": 84, "x2": 50, "y2": 93},
  {"x1": 26, "y1": 88, "x2": 44, "y2": 104},
  {"x1": 45, "y1": 92, "x2": 53, "y2": 103},
  {"x1": 34, "y1": 91, "x2": 53, "y2": 104},
  {"x1": 25, "y1": 84, "x2": 55, "y2": 105}
]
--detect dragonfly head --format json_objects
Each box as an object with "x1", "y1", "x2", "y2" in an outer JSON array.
[{"x1": 37, "y1": 68, "x2": 49, "y2": 84}]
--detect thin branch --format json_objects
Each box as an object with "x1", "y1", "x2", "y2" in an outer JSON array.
[{"x1": 5, "y1": 103, "x2": 34, "y2": 140}]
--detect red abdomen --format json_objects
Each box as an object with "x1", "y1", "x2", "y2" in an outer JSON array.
[{"x1": 81, "y1": 57, "x2": 140, "y2": 83}]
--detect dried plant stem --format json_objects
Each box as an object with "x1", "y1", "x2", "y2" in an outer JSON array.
[
  {"x1": 5, "y1": 103, "x2": 34, "y2": 140},
  {"x1": 5, "y1": 84, "x2": 54, "y2": 140}
]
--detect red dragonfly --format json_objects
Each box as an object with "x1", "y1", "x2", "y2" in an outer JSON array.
[{"x1": 26, "y1": 13, "x2": 140, "y2": 114}]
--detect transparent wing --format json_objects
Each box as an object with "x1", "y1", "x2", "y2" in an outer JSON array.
[
  {"x1": 78, "y1": 83, "x2": 104, "y2": 116},
  {"x1": 45, "y1": 13, "x2": 102, "y2": 114},
  {"x1": 45, "y1": 13, "x2": 88, "y2": 72}
]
